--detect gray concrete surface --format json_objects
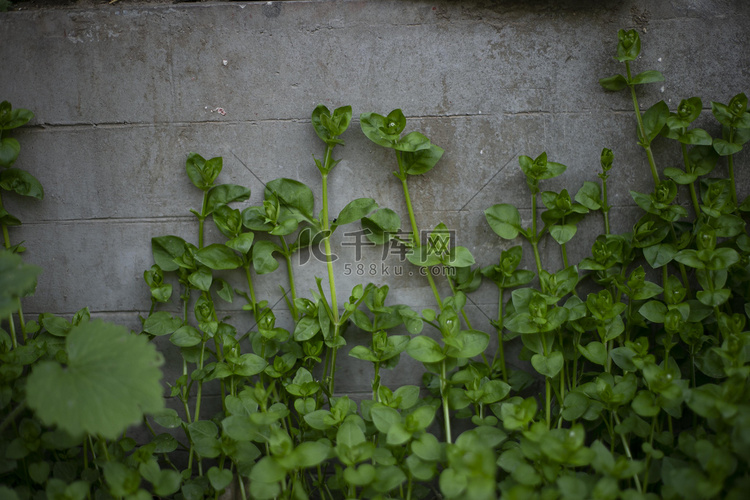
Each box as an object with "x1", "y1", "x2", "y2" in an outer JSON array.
[{"x1": 2, "y1": 0, "x2": 749, "y2": 400}]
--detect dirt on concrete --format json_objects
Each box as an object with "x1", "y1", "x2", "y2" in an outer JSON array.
[{"x1": 3, "y1": 0, "x2": 269, "y2": 12}]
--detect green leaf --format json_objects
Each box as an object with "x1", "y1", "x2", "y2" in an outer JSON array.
[
  {"x1": 0, "y1": 250, "x2": 41, "y2": 317},
  {"x1": 697, "y1": 289, "x2": 731, "y2": 307},
  {"x1": 344, "y1": 464, "x2": 376, "y2": 486},
  {"x1": 394, "y1": 131, "x2": 431, "y2": 152},
  {"x1": 186, "y1": 153, "x2": 221, "y2": 191},
  {"x1": 0, "y1": 102, "x2": 34, "y2": 130},
  {"x1": 332, "y1": 198, "x2": 378, "y2": 229},
  {"x1": 206, "y1": 184, "x2": 250, "y2": 214},
  {"x1": 292, "y1": 440, "x2": 331, "y2": 468},
  {"x1": 242, "y1": 206, "x2": 274, "y2": 232},
  {"x1": 446, "y1": 246, "x2": 475, "y2": 267},
  {"x1": 150, "y1": 469, "x2": 182, "y2": 497},
  {"x1": 188, "y1": 421, "x2": 222, "y2": 458},
  {"x1": 575, "y1": 181, "x2": 602, "y2": 210},
  {"x1": 252, "y1": 240, "x2": 280, "y2": 274},
  {"x1": 641, "y1": 101, "x2": 669, "y2": 144},
  {"x1": 188, "y1": 266, "x2": 212, "y2": 292},
  {"x1": 639, "y1": 300, "x2": 666, "y2": 323},
  {"x1": 266, "y1": 178, "x2": 315, "y2": 220},
  {"x1": 26, "y1": 320, "x2": 164, "y2": 440},
  {"x1": 370, "y1": 404, "x2": 401, "y2": 434},
  {"x1": 631, "y1": 391, "x2": 660, "y2": 417},
  {"x1": 151, "y1": 408, "x2": 183, "y2": 429},
  {"x1": 143, "y1": 311, "x2": 182, "y2": 336},
  {"x1": 226, "y1": 232, "x2": 254, "y2": 255},
  {"x1": 643, "y1": 242, "x2": 676, "y2": 268},
  {"x1": 407, "y1": 335, "x2": 445, "y2": 363},
  {"x1": 337, "y1": 421, "x2": 366, "y2": 448},
  {"x1": 631, "y1": 70, "x2": 664, "y2": 85},
  {"x1": 362, "y1": 208, "x2": 401, "y2": 244},
  {"x1": 531, "y1": 351, "x2": 564, "y2": 378},
  {"x1": 446, "y1": 329, "x2": 490, "y2": 359},
  {"x1": 207, "y1": 467, "x2": 233, "y2": 491},
  {"x1": 549, "y1": 224, "x2": 577, "y2": 245},
  {"x1": 312, "y1": 104, "x2": 352, "y2": 145},
  {"x1": 195, "y1": 244, "x2": 242, "y2": 270},
  {"x1": 360, "y1": 110, "x2": 405, "y2": 149},
  {"x1": 293, "y1": 316, "x2": 320, "y2": 341},
  {"x1": 440, "y1": 468, "x2": 468, "y2": 498},
  {"x1": 664, "y1": 167, "x2": 698, "y2": 185},
  {"x1": 151, "y1": 235, "x2": 186, "y2": 272},
  {"x1": 599, "y1": 74, "x2": 628, "y2": 92},
  {"x1": 0, "y1": 137, "x2": 20, "y2": 167},
  {"x1": 713, "y1": 138, "x2": 743, "y2": 156},
  {"x1": 234, "y1": 354, "x2": 267, "y2": 376},
  {"x1": 0, "y1": 168, "x2": 44, "y2": 200},
  {"x1": 485, "y1": 204, "x2": 523, "y2": 239},
  {"x1": 678, "y1": 128, "x2": 712, "y2": 146},
  {"x1": 616, "y1": 29, "x2": 641, "y2": 62},
  {"x1": 578, "y1": 341, "x2": 607, "y2": 366},
  {"x1": 402, "y1": 143, "x2": 445, "y2": 175}
]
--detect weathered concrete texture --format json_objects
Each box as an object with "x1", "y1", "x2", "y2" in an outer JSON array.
[{"x1": 2, "y1": 0, "x2": 750, "y2": 401}]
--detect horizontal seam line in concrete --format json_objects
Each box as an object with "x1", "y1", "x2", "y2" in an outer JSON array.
[
  {"x1": 22, "y1": 110, "x2": 637, "y2": 132},
  {"x1": 21, "y1": 204, "x2": 645, "y2": 224},
  {"x1": 22, "y1": 215, "x2": 196, "y2": 225}
]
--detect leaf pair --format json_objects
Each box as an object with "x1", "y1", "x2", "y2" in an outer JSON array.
[{"x1": 360, "y1": 109, "x2": 444, "y2": 176}]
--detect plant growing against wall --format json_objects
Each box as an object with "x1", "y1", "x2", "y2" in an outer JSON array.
[
  {"x1": 4, "y1": 28, "x2": 750, "y2": 500},
  {"x1": 1, "y1": 103, "x2": 167, "y2": 500}
]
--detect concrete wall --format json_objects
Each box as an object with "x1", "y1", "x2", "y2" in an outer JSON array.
[{"x1": 2, "y1": 0, "x2": 749, "y2": 396}]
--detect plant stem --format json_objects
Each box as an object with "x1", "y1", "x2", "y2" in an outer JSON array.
[
  {"x1": 0, "y1": 401, "x2": 26, "y2": 434},
  {"x1": 728, "y1": 129, "x2": 737, "y2": 206},
  {"x1": 373, "y1": 361, "x2": 381, "y2": 402},
  {"x1": 441, "y1": 359, "x2": 452, "y2": 444},
  {"x1": 398, "y1": 153, "x2": 443, "y2": 308},
  {"x1": 530, "y1": 193, "x2": 544, "y2": 284},
  {"x1": 280, "y1": 237, "x2": 299, "y2": 321},
  {"x1": 494, "y1": 285, "x2": 508, "y2": 382},
  {"x1": 541, "y1": 334, "x2": 551, "y2": 429},
  {"x1": 613, "y1": 412, "x2": 643, "y2": 494},
  {"x1": 319, "y1": 147, "x2": 343, "y2": 396},
  {"x1": 680, "y1": 142, "x2": 701, "y2": 217},
  {"x1": 243, "y1": 264, "x2": 258, "y2": 318},
  {"x1": 601, "y1": 174, "x2": 611, "y2": 235},
  {"x1": 626, "y1": 61, "x2": 660, "y2": 186}
]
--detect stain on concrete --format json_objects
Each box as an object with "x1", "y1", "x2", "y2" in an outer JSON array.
[{"x1": 262, "y1": 1, "x2": 282, "y2": 19}]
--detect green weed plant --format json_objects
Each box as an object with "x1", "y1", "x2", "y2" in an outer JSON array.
[{"x1": 2, "y1": 29, "x2": 750, "y2": 500}]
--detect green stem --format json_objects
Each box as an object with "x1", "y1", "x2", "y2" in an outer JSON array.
[
  {"x1": 613, "y1": 412, "x2": 643, "y2": 494},
  {"x1": 601, "y1": 175, "x2": 611, "y2": 235},
  {"x1": 680, "y1": 141, "x2": 701, "y2": 217},
  {"x1": 441, "y1": 360, "x2": 452, "y2": 444},
  {"x1": 237, "y1": 476, "x2": 248, "y2": 500},
  {"x1": 194, "y1": 339, "x2": 207, "y2": 422},
  {"x1": 373, "y1": 362, "x2": 381, "y2": 402},
  {"x1": 280, "y1": 237, "x2": 299, "y2": 321},
  {"x1": 494, "y1": 285, "x2": 508, "y2": 382},
  {"x1": 8, "y1": 314, "x2": 17, "y2": 350},
  {"x1": 642, "y1": 415, "x2": 657, "y2": 492},
  {"x1": 243, "y1": 264, "x2": 258, "y2": 318},
  {"x1": 320, "y1": 151, "x2": 342, "y2": 395},
  {"x1": 728, "y1": 129, "x2": 737, "y2": 206},
  {"x1": 198, "y1": 190, "x2": 209, "y2": 249},
  {"x1": 530, "y1": 192, "x2": 544, "y2": 284},
  {"x1": 398, "y1": 154, "x2": 443, "y2": 309},
  {"x1": 626, "y1": 61, "x2": 660, "y2": 185},
  {"x1": 541, "y1": 334, "x2": 551, "y2": 429},
  {"x1": 0, "y1": 401, "x2": 26, "y2": 434}
]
